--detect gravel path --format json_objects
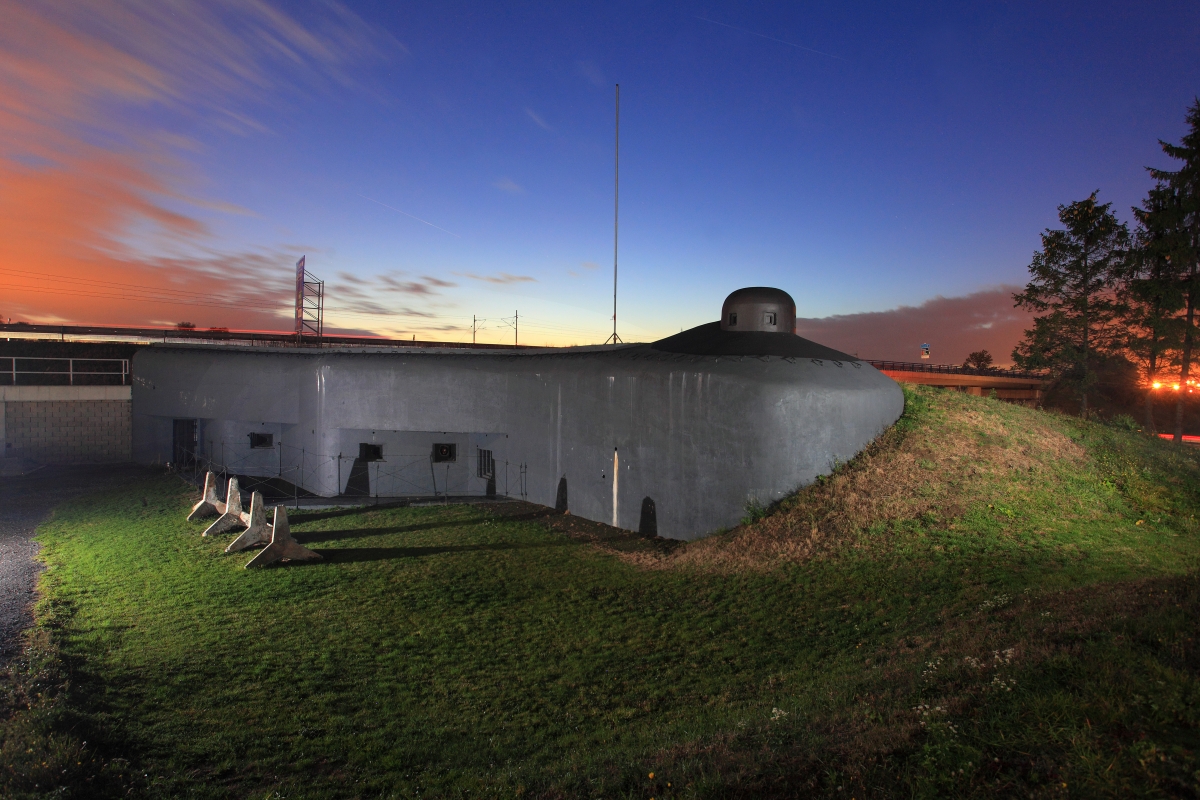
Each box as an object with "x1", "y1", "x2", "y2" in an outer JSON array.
[{"x1": 0, "y1": 464, "x2": 154, "y2": 660}]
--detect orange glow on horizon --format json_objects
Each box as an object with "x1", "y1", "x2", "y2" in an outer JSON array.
[{"x1": 0, "y1": 1, "x2": 422, "y2": 340}]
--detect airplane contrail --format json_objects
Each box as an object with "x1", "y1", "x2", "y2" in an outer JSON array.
[
  {"x1": 357, "y1": 194, "x2": 461, "y2": 238},
  {"x1": 695, "y1": 17, "x2": 845, "y2": 61}
]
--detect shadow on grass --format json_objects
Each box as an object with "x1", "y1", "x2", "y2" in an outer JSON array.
[
  {"x1": 289, "y1": 498, "x2": 535, "y2": 525},
  {"x1": 292, "y1": 510, "x2": 563, "y2": 544},
  {"x1": 310, "y1": 539, "x2": 578, "y2": 564},
  {"x1": 289, "y1": 501, "x2": 414, "y2": 523}
]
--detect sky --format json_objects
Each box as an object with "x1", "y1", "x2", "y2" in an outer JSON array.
[{"x1": 1, "y1": 1, "x2": 1198, "y2": 361}]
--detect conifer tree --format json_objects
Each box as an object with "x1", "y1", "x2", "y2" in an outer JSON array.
[
  {"x1": 1144, "y1": 99, "x2": 1200, "y2": 443},
  {"x1": 1126, "y1": 183, "x2": 1185, "y2": 432},
  {"x1": 1013, "y1": 192, "x2": 1129, "y2": 417}
]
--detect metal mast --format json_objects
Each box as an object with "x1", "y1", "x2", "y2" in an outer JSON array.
[
  {"x1": 295, "y1": 256, "x2": 324, "y2": 343},
  {"x1": 605, "y1": 84, "x2": 622, "y2": 345}
]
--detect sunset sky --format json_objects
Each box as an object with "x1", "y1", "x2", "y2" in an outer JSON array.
[{"x1": 1, "y1": 1, "x2": 1197, "y2": 360}]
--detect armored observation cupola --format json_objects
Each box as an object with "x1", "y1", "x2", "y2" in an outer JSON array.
[
  {"x1": 650, "y1": 285, "x2": 852, "y2": 359},
  {"x1": 720, "y1": 287, "x2": 796, "y2": 333}
]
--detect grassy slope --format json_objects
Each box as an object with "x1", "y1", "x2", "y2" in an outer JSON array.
[{"x1": 4, "y1": 385, "x2": 1200, "y2": 798}]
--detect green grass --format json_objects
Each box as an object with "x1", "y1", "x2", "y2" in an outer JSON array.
[{"x1": 6, "y1": 385, "x2": 1200, "y2": 798}]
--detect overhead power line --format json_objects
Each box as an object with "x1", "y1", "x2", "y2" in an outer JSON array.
[{"x1": 1, "y1": 267, "x2": 640, "y2": 339}]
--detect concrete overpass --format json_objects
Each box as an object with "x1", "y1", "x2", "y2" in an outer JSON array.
[{"x1": 868, "y1": 360, "x2": 1048, "y2": 405}]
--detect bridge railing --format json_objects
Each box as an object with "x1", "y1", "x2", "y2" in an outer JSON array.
[
  {"x1": 867, "y1": 360, "x2": 1048, "y2": 381},
  {"x1": 0, "y1": 356, "x2": 130, "y2": 386}
]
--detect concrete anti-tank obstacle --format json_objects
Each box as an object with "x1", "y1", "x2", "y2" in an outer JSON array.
[
  {"x1": 201, "y1": 478, "x2": 243, "y2": 537},
  {"x1": 244, "y1": 506, "x2": 322, "y2": 568},
  {"x1": 187, "y1": 472, "x2": 227, "y2": 521},
  {"x1": 225, "y1": 492, "x2": 272, "y2": 553}
]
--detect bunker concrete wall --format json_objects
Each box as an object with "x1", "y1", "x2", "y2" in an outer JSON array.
[
  {"x1": 133, "y1": 345, "x2": 903, "y2": 540},
  {"x1": 1, "y1": 385, "x2": 132, "y2": 464}
]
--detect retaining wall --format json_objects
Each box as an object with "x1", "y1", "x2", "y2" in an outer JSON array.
[{"x1": 0, "y1": 386, "x2": 132, "y2": 464}]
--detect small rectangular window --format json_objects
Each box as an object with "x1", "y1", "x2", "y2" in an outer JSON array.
[
  {"x1": 248, "y1": 432, "x2": 273, "y2": 449},
  {"x1": 477, "y1": 448, "x2": 495, "y2": 478},
  {"x1": 728, "y1": 312, "x2": 738, "y2": 326},
  {"x1": 432, "y1": 442, "x2": 457, "y2": 463},
  {"x1": 763, "y1": 311, "x2": 777, "y2": 326},
  {"x1": 359, "y1": 443, "x2": 383, "y2": 461}
]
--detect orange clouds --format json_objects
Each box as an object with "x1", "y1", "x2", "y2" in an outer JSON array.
[
  {"x1": 795, "y1": 287, "x2": 1035, "y2": 366},
  {"x1": 0, "y1": 142, "x2": 278, "y2": 327},
  {"x1": 0, "y1": 0, "x2": 394, "y2": 331}
]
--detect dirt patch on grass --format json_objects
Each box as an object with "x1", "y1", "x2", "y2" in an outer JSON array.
[{"x1": 615, "y1": 387, "x2": 1088, "y2": 573}]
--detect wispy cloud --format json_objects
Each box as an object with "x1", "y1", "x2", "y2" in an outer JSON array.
[
  {"x1": 525, "y1": 107, "x2": 552, "y2": 131},
  {"x1": 378, "y1": 274, "x2": 452, "y2": 295},
  {"x1": 456, "y1": 272, "x2": 537, "y2": 285},
  {"x1": 330, "y1": 300, "x2": 438, "y2": 319},
  {"x1": 492, "y1": 177, "x2": 525, "y2": 194},
  {"x1": 0, "y1": 0, "x2": 400, "y2": 331},
  {"x1": 0, "y1": 241, "x2": 301, "y2": 330},
  {"x1": 331, "y1": 271, "x2": 457, "y2": 301}
]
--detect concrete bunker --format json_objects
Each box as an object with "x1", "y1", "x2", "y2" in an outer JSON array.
[{"x1": 137, "y1": 288, "x2": 904, "y2": 540}]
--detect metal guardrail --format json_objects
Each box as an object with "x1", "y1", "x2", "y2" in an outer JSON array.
[
  {"x1": 0, "y1": 356, "x2": 130, "y2": 386},
  {"x1": 0, "y1": 321, "x2": 540, "y2": 350},
  {"x1": 867, "y1": 360, "x2": 1049, "y2": 381}
]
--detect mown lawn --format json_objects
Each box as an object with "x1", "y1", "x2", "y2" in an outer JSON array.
[{"x1": 5, "y1": 386, "x2": 1200, "y2": 798}]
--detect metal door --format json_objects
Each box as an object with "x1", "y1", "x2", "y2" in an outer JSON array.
[{"x1": 172, "y1": 419, "x2": 197, "y2": 468}]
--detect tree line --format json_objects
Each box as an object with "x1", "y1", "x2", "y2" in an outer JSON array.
[{"x1": 1012, "y1": 99, "x2": 1200, "y2": 443}]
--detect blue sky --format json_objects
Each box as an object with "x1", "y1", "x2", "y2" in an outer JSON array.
[{"x1": 3, "y1": 1, "x2": 1198, "y2": 350}]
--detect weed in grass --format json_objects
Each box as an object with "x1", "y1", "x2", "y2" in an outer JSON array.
[{"x1": 741, "y1": 497, "x2": 769, "y2": 525}]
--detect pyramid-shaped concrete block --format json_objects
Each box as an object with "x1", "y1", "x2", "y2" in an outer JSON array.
[
  {"x1": 202, "y1": 478, "x2": 244, "y2": 537},
  {"x1": 225, "y1": 492, "x2": 272, "y2": 553},
  {"x1": 237, "y1": 493, "x2": 255, "y2": 526},
  {"x1": 187, "y1": 472, "x2": 227, "y2": 521},
  {"x1": 244, "y1": 506, "x2": 323, "y2": 568}
]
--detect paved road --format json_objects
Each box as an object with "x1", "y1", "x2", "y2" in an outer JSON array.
[{"x1": 0, "y1": 464, "x2": 154, "y2": 660}]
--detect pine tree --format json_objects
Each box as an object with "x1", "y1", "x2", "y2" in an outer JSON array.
[
  {"x1": 1145, "y1": 99, "x2": 1200, "y2": 443},
  {"x1": 1013, "y1": 192, "x2": 1129, "y2": 417},
  {"x1": 1126, "y1": 183, "x2": 1185, "y2": 432}
]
